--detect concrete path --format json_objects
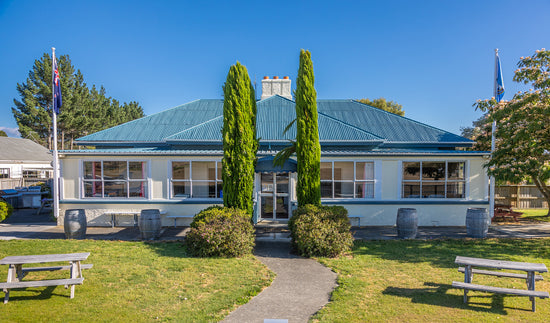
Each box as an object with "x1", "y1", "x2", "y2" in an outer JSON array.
[{"x1": 222, "y1": 241, "x2": 337, "y2": 323}]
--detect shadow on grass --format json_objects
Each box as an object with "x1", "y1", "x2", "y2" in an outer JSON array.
[
  {"x1": 382, "y1": 282, "x2": 530, "y2": 314},
  {"x1": 5, "y1": 285, "x2": 68, "y2": 303},
  {"x1": 353, "y1": 238, "x2": 550, "y2": 269}
]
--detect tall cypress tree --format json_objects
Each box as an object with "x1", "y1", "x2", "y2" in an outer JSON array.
[
  {"x1": 295, "y1": 50, "x2": 321, "y2": 206},
  {"x1": 222, "y1": 62, "x2": 258, "y2": 215}
]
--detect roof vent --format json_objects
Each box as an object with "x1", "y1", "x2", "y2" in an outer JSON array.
[{"x1": 261, "y1": 76, "x2": 292, "y2": 100}]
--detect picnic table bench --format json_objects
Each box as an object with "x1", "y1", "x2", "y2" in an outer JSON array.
[
  {"x1": 105, "y1": 210, "x2": 167, "y2": 228},
  {"x1": 0, "y1": 252, "x2": 92, "y2": 304},
  {"x1": 452, "y1": 256, "x2": 549, "y2": 311},
  {"x1": 493, "y1": 204, "x2": 523, "y2": 222}
]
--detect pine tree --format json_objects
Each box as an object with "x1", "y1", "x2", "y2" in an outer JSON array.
[
  {"x1": 295, "y1": 49, "x2": 321, "y2": 206},
  {"x1": 222, "y1": 62, "x2": 258, "y2": 215},
  {"x1": 12, "y1": 52, "x2": 144, "y2": 149}
]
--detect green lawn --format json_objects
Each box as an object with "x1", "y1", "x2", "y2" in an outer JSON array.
[
  {"x1": 517, "y1": 209, "x2": 550, "y2": 222},
  {"x1": 315, "y1": 239, "x2": 550, "y2": 322},
  {"x1": 0, "y1": 240, "x2": 273, "y2": 322}
]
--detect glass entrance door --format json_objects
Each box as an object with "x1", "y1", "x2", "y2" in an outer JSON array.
[{"x1": 259, "y1": 172, "x2": 290, "y2": 220}]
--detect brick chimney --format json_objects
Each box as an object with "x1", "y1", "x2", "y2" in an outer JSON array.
[{"x1": 261, "y1": 76, "x2": 292, "y2": 100}]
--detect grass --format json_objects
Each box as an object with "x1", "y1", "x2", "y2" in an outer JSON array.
[
  {"x1": 0, "y1": 239, "x2": 274, "y2": 322},
  {"x1": 517, "y1": 209, "x2": 550, "y2": 222},
  {"x1": 314, "y1": 238, "x2": 550, "y2": 322}
]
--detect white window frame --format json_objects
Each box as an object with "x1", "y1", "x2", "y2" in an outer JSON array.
[
  {"x1": 320, "y1": 160, "x2": 377, "y2": 200},
  {"x1": 80, "y1": 160, "x2": 151, "y2": 199},
  {"x1": 0, "y1": 168, "x2": 9, "y2": 179},
  {"x1": 401, "y1": 160, "x2": 467, "y2": 199},
  {"x1": 169, "y1": 160, "x2": 222, "y2": 199}
]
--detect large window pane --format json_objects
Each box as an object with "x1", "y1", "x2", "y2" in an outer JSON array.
[
  {"x1": 403, "y1": 183, "x2": 421, "y2": 198},
  {"x1": 447, "y1": 182, "x2": 465, "y2": 198},
  {"x1": 334, "y1": 162, "x2": 354, "y2": 181},
  {"x1": 422, "y1": 183, "x2": 446, "y2": 198},
  {"x1": 129, "y1": 162, "x2": 146, "y2": 179},
  {"x1": 172, "y1": 162, "x2": 190, "y2": 180},
  {"x1": 84, "y1": 161, "x2": 102, "y2": 179},
  {"x1": 403, "y1": 162, "x2": 420, "y2": 180},
  {"x1": 103, "y1": 161, "x2": 127, "y2": 180},
  {"x1": 448, "y1": 162, "x2": 465, "y2": 180},
  {"x1": 355, "y1": 182, "x2": 374, "y2": 198},
  {"x1": 104, "y1": 181, "x2": 127, "y2": 197},
  {"x1": 192, "y1": 162, "x2": 216, "y2": 180},
  {"x1": 261, "y1": 173, "x2": 274, "y2": 193},
  {"x1": 320, "y1": 162, "x2": 332, "y2": 180},
  {"x1": 334, "y1": 182, "x2": 354, "y2": 198},
  {"x1": 422, "y1": 162, "x2": 445, "y2": 181},
  {"x1": 276, "y1": 196, "x2": 289, "y2": 219},
  {"x1": 192, "y1": 181, "x2": 216, "y2": 198},
  {"x1": 356, "y1": 162, "x2": 374, "y2": 180},
  {"x1": 173, "y1": 182, "x2": 191, "y2": 197},
  {"x1": 84, "y1": 181, "x2": 102, "y2": 197},
  {"x1": 321, "y1": 181, "x2": 333, "y2": 198},
  {"x1": 129, "y1": 181, "x2": 147, "y2": 198}
]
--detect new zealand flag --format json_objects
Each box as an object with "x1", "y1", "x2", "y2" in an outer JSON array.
[{"x1": 53, "y1": 58, "x2": 62, "y2": 114}]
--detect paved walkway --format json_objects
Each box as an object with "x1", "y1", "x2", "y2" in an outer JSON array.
[{"x1": 222, "y1": 241, "x2": 337, "y2": 323}]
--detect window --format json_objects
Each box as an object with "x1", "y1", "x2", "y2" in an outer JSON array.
[
  {"x1": 82, "y1": 161, "x2": 148, "y2": 198},
  {"x1": 402, "y1": 161, "x2": 465, "y2": 198},
  {"x1": 0, "y1": 168, "x2": 9, "y2": 179},
  {"x1": 321, "y1": 161, "x2": 374, "y2": 199},
  {"x1": 171, "y1": 161, "x2": 222, "y2": 198}
]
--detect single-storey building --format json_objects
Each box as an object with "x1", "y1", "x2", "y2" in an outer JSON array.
[
  {"x1": 0, "y1": 137, "x2": 52, "y2": 190},
  {"x1": 58, "y1": 76, "x2": 489, "y2": 227}
]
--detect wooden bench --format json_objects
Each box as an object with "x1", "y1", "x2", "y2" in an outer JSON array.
[
  {"x1": 165, "y1": 215, "x2": 194, "y2": 227},
  {"x1": 453, "y1": 256, "x2": 549, "y2": 311},
  {"x1": 105, "y1": 211, "x2": 167, "y2": 228}
]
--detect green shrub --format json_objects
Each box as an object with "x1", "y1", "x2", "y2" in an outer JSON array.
[
  {"x1": 288, "y1": 204, "x2": 353, "y2": 258},
  {"x1": 186, "y1": 207, "x2": 255, "y2": 257},
  {"x1": 0, "y1": 200, "x2": 14, "y2": 222}
]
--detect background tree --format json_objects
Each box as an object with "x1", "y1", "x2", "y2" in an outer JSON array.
[
  {"x1": 222, "y1": 62, "x2": 258, "y2": 215},
  {"x1": 460, "y1": 113, "x2": 491, "y2": 151},
  {"x1": 357, "y1": 97, "x2": 405, "y2": 116},
  {"x1": 475, "y1": 48, "x2": 550, "y2": 216},
  {"x1": 12, "y1": 52, "x2": 144, "y2": 149},
  {"x1": 295, "y1": 49, "x2": 321, "y2": 206},
  {"x1": 0, "y1": 130, "x2": 7, "y2": 137}
]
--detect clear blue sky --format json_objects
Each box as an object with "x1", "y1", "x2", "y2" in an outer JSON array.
[{"x1": 1, "y1": 0, "x2": 548, "y2": 137}]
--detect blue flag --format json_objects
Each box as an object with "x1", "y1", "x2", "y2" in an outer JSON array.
[
  {"x1": 53, "y1": 57, "x2": 62, "y2": 114},
  {"x1": 495, "y1": 54, "x2": 505, "y2": 102}
]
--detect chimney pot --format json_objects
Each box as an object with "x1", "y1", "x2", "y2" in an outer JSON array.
[
  {"x1": 283, "y1": 76, "x2": 289, "y2": 79},
  {"x1": 263, "y1": 76, "x2": 269, "y2": 79},
  {"x1": 273, "y1": 76, "x2": 279, "y2": 79}
]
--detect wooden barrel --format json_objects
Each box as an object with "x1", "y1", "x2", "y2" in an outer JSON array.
[
  {"x1": 64, "y1": 209, "x2": 87, "y2": 239},
  {"x1": 466, "y1": 208, "x2": 489, "y2": 238},
  {"x1": 139, "y1": 209, "x2": 161, "y2": 240},
  {"x1": 396, "y1": 208, "x2": 418, "y2": 239}
]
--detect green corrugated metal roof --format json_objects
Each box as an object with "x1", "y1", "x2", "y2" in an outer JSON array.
[{"x1": 76, "y1": 95, "x2": 473, "y2": 149}]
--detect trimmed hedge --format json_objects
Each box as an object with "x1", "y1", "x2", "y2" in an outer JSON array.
[
  {"x1": 186, "y1": 207, "x2": 255, "y2": 258},
  {"x1": 0, "y1": 200, "x2": 14, "y2": 222},
  {"x1": 288, "y1": 204, "x2": 353, "y2": 258}
]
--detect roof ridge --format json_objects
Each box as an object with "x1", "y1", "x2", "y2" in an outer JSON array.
[{"x1": 258, "y1": 94, "x2": 295, "y2": 103}]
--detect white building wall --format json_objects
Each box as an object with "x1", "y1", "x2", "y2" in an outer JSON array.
[{"x1": 59, "y1": 154, "x2": 488, "y2": 227}]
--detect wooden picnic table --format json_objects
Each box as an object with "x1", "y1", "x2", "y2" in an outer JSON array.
[
  {"x1": 452, "y1": 256, "x2": 549, "y2": 311},
  {"x1": 0, "y1": 252, "x2": 92, "y2": 304}
]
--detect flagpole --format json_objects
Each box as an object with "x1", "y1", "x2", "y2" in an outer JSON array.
[
  {"x1": 52, "y1": 47, "x2": 60, "y2": 219},
  {"x1": 489, "y1": 49, "x2": 499, "y2": 220}
]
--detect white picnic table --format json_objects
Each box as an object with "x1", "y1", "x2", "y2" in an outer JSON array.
[
  {"x1": 452, "y1": 255, "x2": 549, "y2": 311},
  {"x1": 0, "y1": 252, "x2": 92, "y2": 304}
]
